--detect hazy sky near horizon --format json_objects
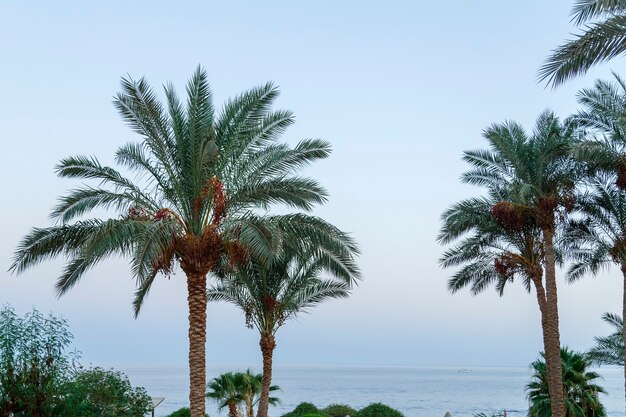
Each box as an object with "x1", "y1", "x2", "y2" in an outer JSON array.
[{"x1": 2, "y1": 1, "x2": 626, "y2": 369}]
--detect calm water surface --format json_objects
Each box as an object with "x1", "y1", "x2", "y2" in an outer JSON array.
[{"x1": 121, "y1": 365, "x2": 626, "y2": 417}]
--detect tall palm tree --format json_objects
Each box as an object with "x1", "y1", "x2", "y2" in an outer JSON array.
[
  {"x1": 439, "y1": 111, "x2": 581, "y2": 417},
  {"x1": 206, "y1": 372, "x2": 243, "y2": 417},
  {"x1": 527, "y1": 347, "x2": 607, "y2": 417},
  {"x1": 587, "y1": 312, "x2": 624, "y2": 366},
  {"x1": 563, "y1": 177, "x2": 626, "y2": 404},
  {"x1": 566, "y1": 74, "x2": 626, "y2": 407},
  {"x1": 540, "y1": 0, "x2": 626, "y2": 87},
  {"x1": 207, "y1": 231, "x2": 359, "y2": 417},
  {"x1": 10, "y1": 67, "x2": 335, "y2": 417}
]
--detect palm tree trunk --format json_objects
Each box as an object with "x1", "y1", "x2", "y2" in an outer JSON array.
[
  {"x1": 531, "y1": 271, "x2": 561, "y2": 412},
  {"x1": 187, "y1": 272, "x2": 207, "y2": 417},
  {"x1": 621, "y1": 261, "x2": 626, "y2": 411},
  {"x1": 542, "y1": 227, "x2": 565, "y2": 417},
  {"x1": 257, "y1": 333, "x2": 276, "y2": 417},
  {"x1": 228, "y1": 400, "x2": 239, "y2": 417},
  {"x1": 246, "y1": 395, "x2": 254, "y2": 417}
]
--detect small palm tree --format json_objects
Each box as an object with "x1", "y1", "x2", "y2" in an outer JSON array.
[
  {"x1": 587, "y1": 312, "x2": 624, "y2": 366},
  {"x1": 540, "y1": 0, "x2": 626, "y2": 87},
  {"x1": 206, "y1": 372, "x2": 243, "y2": 417},
  {"x1": 205, "y1": 371, "x2": 279, "y2": 417},
  {"x1": 239, "y1": 369, "x2": 280, "y2": 417},
  {"x1": 10, "y1": 67, "x2": 334, "y2": 417},
  {"x1": 527, "y1": 347, "x2": 607, "y2": 417},
  {"x1": 207, "y1": 234, "x2": 359, "y2": 417},
  {"x1": 439, "y1": 111, "x2": 581, "y2": 417}
]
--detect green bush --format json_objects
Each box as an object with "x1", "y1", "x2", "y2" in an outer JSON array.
[
  {"x1": 355, "y1": 403, "x2": 404, "y2": 417},
  {"x1": 0, "y1": 306, "x2": 75, "y2": 416},
  {"x1": 60, "y1": 367, "x2": 151, "y2": 417},
  {"x1": 166, "y1": 407, "x2": 209, "y2": 417},
  {"x1": 324, "y1": 404, "x2": 357, "y2": 417},
  {"x1": 282, "y1": 402, "x2": 328, "y2": 417},
  {"x1": 299, "y1": 414, "x2": 328, "y2": 417},
  {"x1": 0, "y1": 306, "x2": 151, "y2": 417}
]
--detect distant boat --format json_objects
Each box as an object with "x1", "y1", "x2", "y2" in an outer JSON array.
[{"x1": 458, "y1": 369, "x2": 471, "y2": 373}]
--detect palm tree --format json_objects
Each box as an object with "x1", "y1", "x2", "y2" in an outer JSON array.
[
  {"x1": 10, "y1": 67, "x2": 335, "y2": 417},
  {"x1": 587, "y1": 312, "x2": 624, "y2": 366},
  {"x1": 206, "y1": 372, "x2": 243, "y2": 417},
  {"x1": 205, "y1": 370, "x2": 279, "y2": 417},
  {"x1": 563, "y1": 177, "x2": 626, "y2": 404},
  {"x1": 540, "y1": 0, "x2": 626, "y2": 87},
  {"x1": 565, "y1": 74, "x2": 626, "y2": 407},
  {"x1": 527, "y1": 347, "x2": 607, "y2": 417},
  {"x1": 439, "y1": 111, "x2": 581, "y2": 417},
  {"x1": 207, "y1": 232, "x2": 359, "y2": 417},
  {"x1": 238, "y1": 369, "x2": 280, "y2": 417}
]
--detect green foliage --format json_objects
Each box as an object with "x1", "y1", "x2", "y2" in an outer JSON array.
[
  {"x1": 0, "y1": 306, "x2": 75, "y2": 416},
  {"x1": 354, "y1": 403, "x2": 404, "y2": 417},
  {"x1": 10, "y1": 66, "x2": 355, "y2": 416},
  {"x1": 527, "y1": 347, "x2": 607, "y2": 417},
  {"x1": 587, "y1": 312, "x2": 624, "y2": 366},
  {"x1": 540, "y1": 1, "x2": 626, "y2": 86},
  {"x1": 0, "y1": 306, "x2": 150, "y2": 417},
  {"x1": 439, "y1": 112, "x2": 578, "y2": 295},
  {"x1": 324, "y1": 404, "x2": 357, "y2": 417},
  {"x1": 206, "y1": 370, "x2": 280, "y2": 416},
  {"x1": 166, "y1": 407, "x2": 209, "y2": 417},
  {"x1": 10, "y1": 66, "x2": 344, "y2": 317},
  {"x1": 206, "y1": 371, "x2": 243, "y2": 411},
  {"x1": 59, "y1": 367, "x2": 151, "y2": 417},
  {"x1": 282, "y1": 402, "x2": 328, "y2": 417}
]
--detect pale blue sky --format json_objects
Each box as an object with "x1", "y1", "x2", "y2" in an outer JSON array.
[{"x1": 2, "y1": 1, "x2": 626, "y2": 368}]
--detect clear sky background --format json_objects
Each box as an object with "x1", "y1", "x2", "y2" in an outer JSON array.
[{"x1": 2, "y1": 0, "x2": 626, "y2": 369}]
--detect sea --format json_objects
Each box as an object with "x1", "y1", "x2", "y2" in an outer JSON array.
[{"x1": 120, "y1": 365, "x2": 626, "y2": 417}]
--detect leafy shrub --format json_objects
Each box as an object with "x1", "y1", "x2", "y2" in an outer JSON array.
[
  {"x1": 166, "y1": 407, "x2": 209, "y2": 417},
  {"x1": 355, "y1": 403, "x2": 404, "y2": 417},
  {"x1": 0, "y1": 306, "x2": 75, "y2": 416},
  {"x1": 324, "y1": 404, "x2": 357, "y2": 417},
  {"x1": 282, "y1": 402, "x2": 328, "y2": 417},
  {"x1": 60, "y1": 367, "x2": 151, "y2": 417},
  {"x1": 299, "y1": 414, "x2": 328, "y2": 417},
  {"x1": 0, "y1": 306, "x2": 151, "y2": 417}
]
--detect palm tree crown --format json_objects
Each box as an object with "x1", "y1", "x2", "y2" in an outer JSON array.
[
  {"x1": 208, "y1": 240, "x2": 357, "y2": 336},
  {"x1": 206, "y1": 372, "x2": 244, "y2": 417},
  {"x1": 527, "y1": 347, "x2": 607, "y2": 417}
]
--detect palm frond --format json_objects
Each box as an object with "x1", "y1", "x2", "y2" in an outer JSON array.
[
  {"x1": 132, "y1": 269, "x2": 159, "y2": 317},
  {"x1": 540, "y1": 14, "x2": 626, "y2": 87},
  {"x1": 571, "y1": 0, "x2": 626, "y2": 25}
]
